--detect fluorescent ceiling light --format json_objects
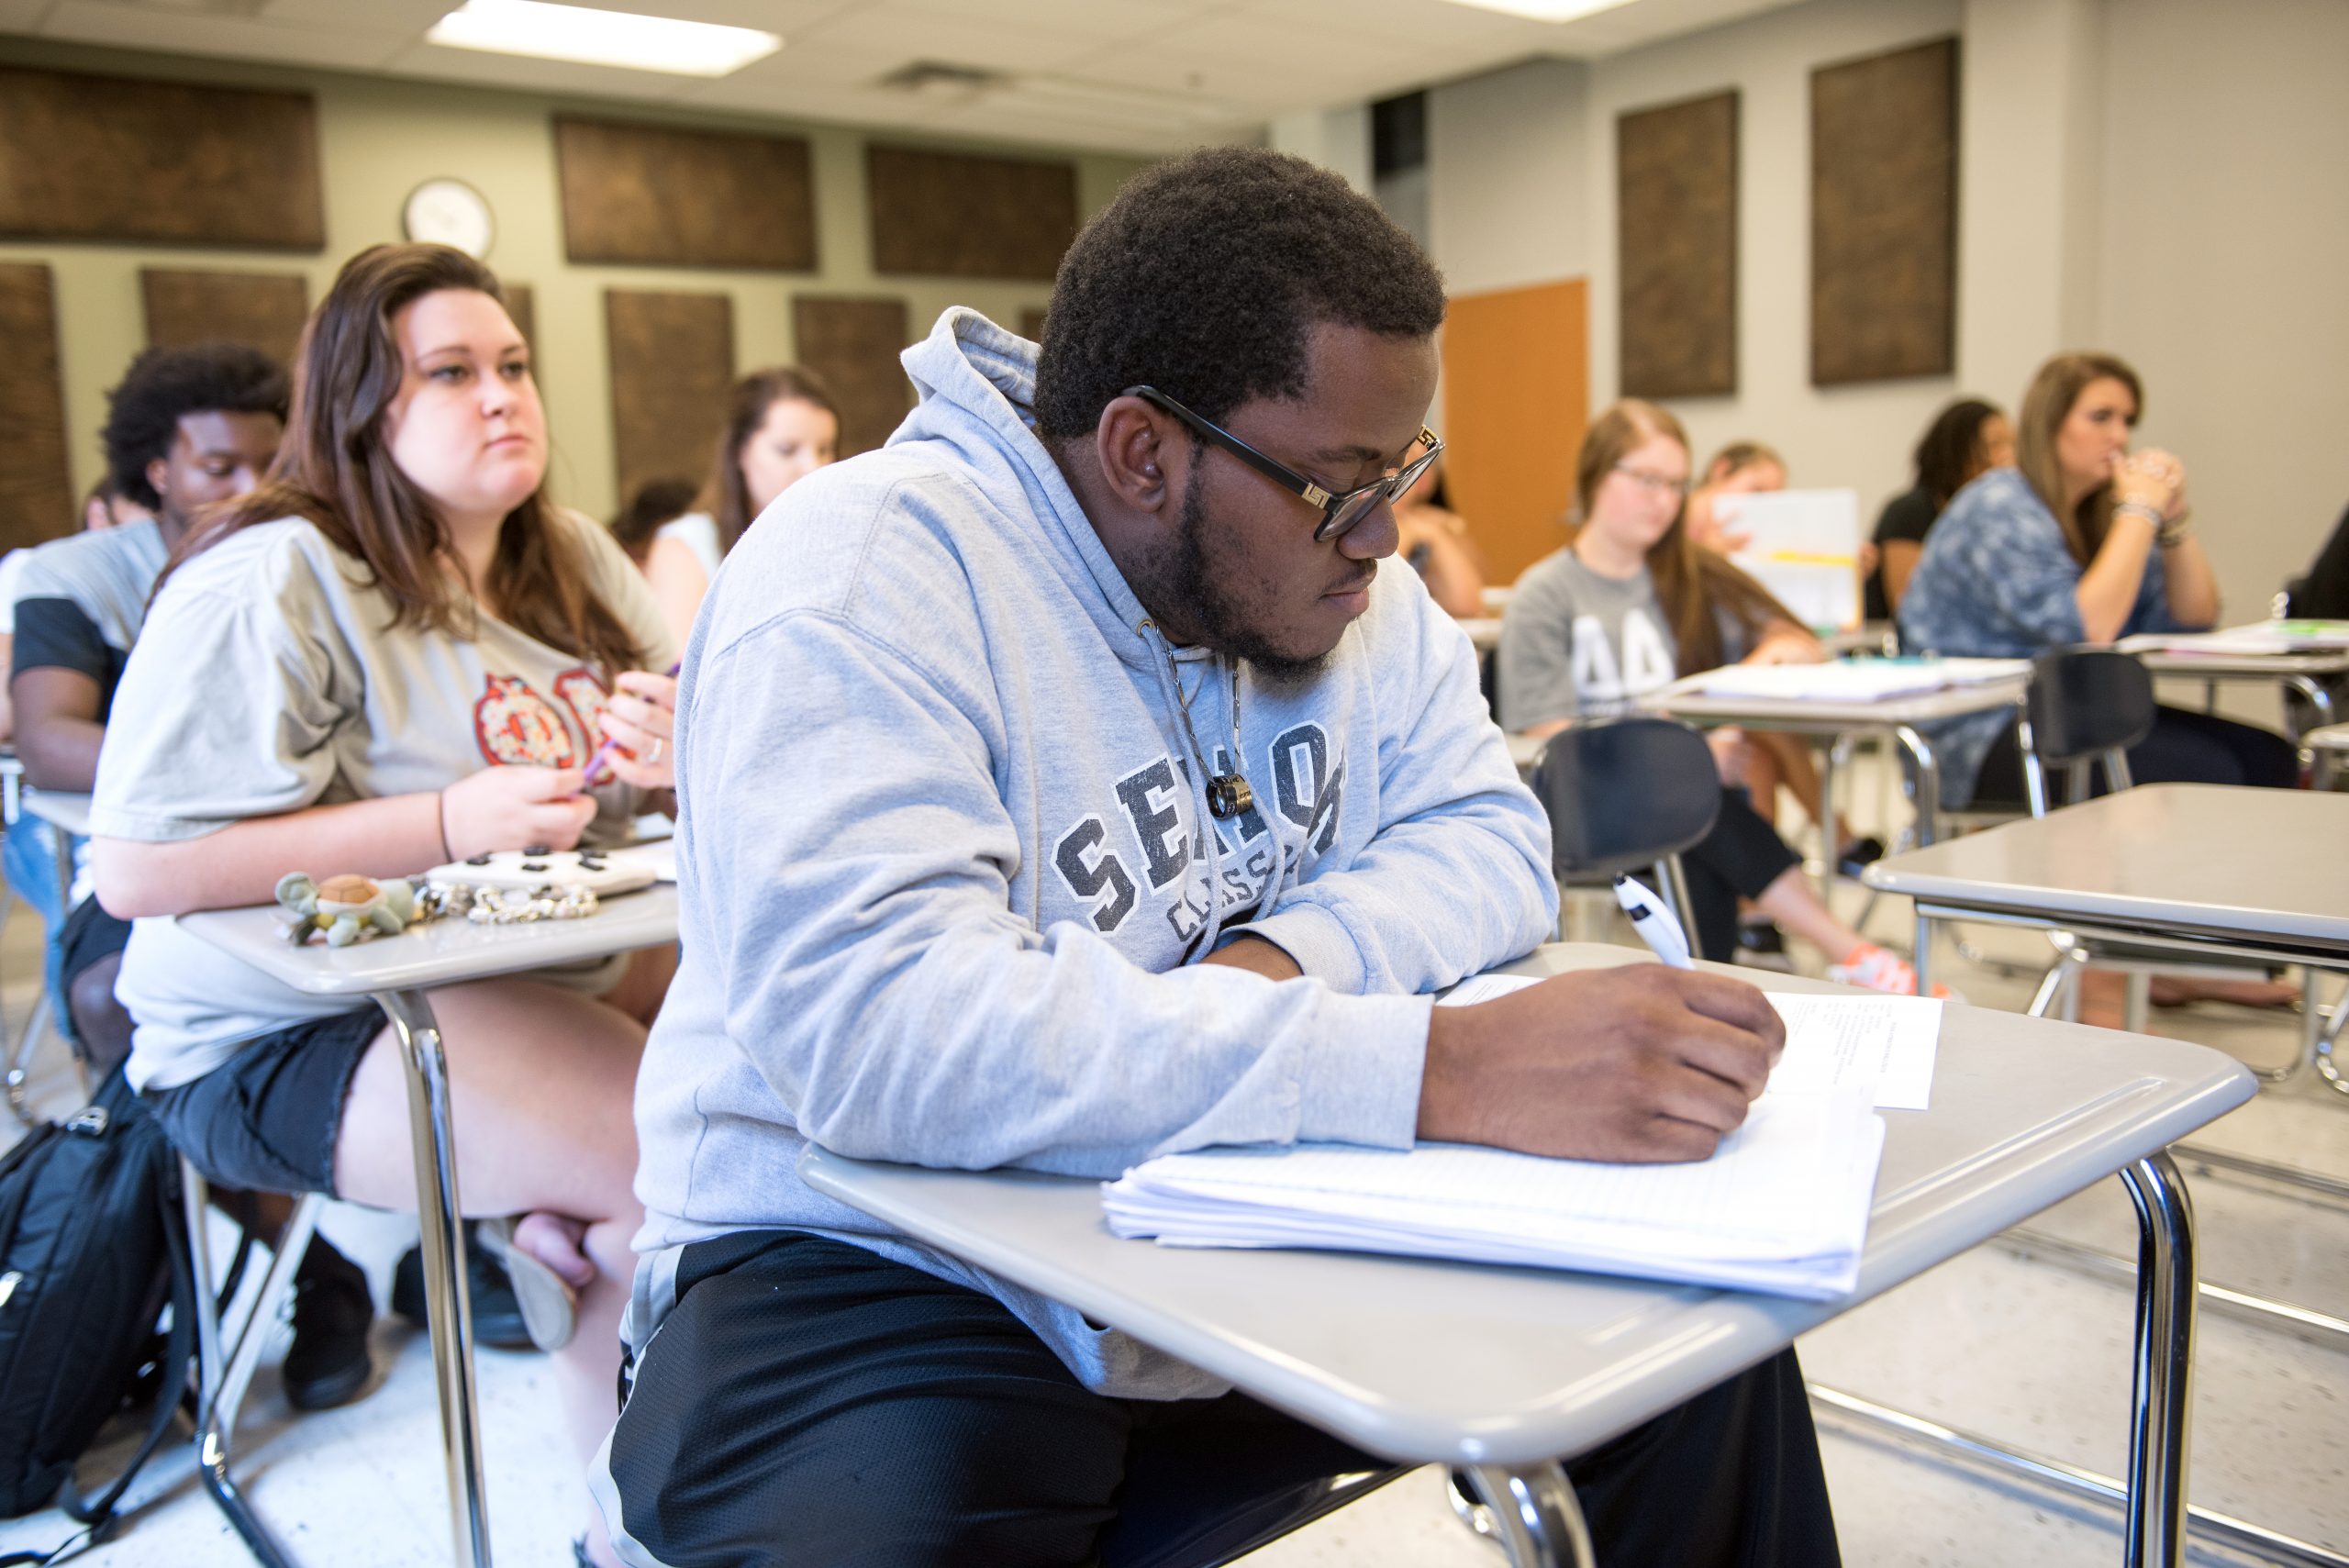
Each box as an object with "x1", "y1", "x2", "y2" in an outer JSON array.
[
  {"x1": 1432, "y1": 0, "x2": 1637, "y2": 20},
  {"x1": 427, "y1": 0, "x2": 781, "y2": 77}
]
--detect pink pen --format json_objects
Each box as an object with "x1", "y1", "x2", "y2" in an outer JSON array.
[{"x1": 582, "y1": 659, "x2": 683, "y2": 786}]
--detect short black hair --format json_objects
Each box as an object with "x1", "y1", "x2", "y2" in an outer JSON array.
[
  {"x1": 101, "y1": 342, "x2": 290, "y2": 508},
  {"x1": 1913, "y1": 397, "x2": 2003, "y2": 506},
  {"x1": 1033, "y1": 147, "x2": 1446, "y2": 440}
]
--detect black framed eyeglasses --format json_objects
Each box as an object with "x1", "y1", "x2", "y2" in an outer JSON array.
[{"x1": 1125, "y1": 385, "x2": 1442, "y2": 543}]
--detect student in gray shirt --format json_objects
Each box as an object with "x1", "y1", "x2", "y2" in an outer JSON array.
[
  {"x1": 596, "y1": 150, "x2": 1836, "y2": 1568},
  {"x1": 1500, "y1": 400, "x2": 1945, "y2": 998},
  {"x1": 91, "y1": 245, "x2": 676, "y2": 1568}
]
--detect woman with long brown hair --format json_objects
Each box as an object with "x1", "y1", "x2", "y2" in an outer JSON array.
[
  {"x1": 1898, "y1": 350, "x2": 2292, "y2": 808},
  {"x1": 1498, "y1": 399, "x2": 1943, "y2": 994},
  {"x1": 640, "y1": 366, "x2": 840, "y2": 642},
  {"x1": 89, "y1": 243, "x2": 675, "y2": 1567}
]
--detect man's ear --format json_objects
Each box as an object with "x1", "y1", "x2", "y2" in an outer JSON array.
[
  {"x1": 1094, "y1": 395, "x2": 1177, "y2": 515},
  {"x1": 145, "y1": 455, "x2": 172, "y2": 508}
]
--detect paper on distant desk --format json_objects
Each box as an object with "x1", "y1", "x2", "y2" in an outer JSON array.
[
  {"x1": 602, "y1": 839, "x2": 678, "y2": 883},
  {"x1": 1681, "y1": 658, "x2": 2027, "y2": 703},
  {"x1": 1104, "y1": 974, "x2": 1912, "y2": 1300},
  {"x1": 1718, "y1": 489, "x2": 1861, "y2": 632},
  {"x1": 2121, "y1": 619, "x2": 2349, "y2": 656}
]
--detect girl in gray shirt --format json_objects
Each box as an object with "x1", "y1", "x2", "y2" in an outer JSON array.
[
  {"x1": 1499, "y1": 400, "x2": 1945, "y2": 997},
  {"x1": 91, "y1": 245, "x2": 676, "y2": 1568}
]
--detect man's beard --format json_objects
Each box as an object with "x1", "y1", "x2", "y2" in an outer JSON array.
[{"x1": 1134, "y1": 458, "x2": 1331, "y2": 685}]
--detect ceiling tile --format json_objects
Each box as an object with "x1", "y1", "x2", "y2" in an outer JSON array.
[
  {"x1": 260, "y1": 0, "x2": 447, "y2": 29},
  {"x1": 886, "y1": 0, "x2": 1214, "y2": 44},
  {"x1": 1245, "y1": 0, "x2": 1552, "y2": 50},
  {"x1": 41, "y1": 0, "x2": 412, "y2": 68},
  {"x1": 790, "y1": 2, "x2": 1104, "y2": 73},
  {"x1": 577, "y1": 0, "x2": 859, "y2": 35},
  {"x1": 0, "y1": 0, "x2": 56, "y2": 29}
]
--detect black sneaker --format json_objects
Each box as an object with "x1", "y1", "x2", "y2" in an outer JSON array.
[
  {"x1": 392, "y1": 1222, "x2": 535, "y2": 1351},
  {"x1": 1836, "y1": 835, "x2": 1887, "y2": 877},
  {"x1": 284, "y1": 1237, "x2": 374, "y2": 1412},
  {"x1": 1735, "y1": 918, "x2": 1786, "y2": 957}
]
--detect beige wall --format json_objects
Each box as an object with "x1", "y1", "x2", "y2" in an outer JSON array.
[
  {"x1": 0, "y1": 37, "x2": 1151, "y2": 521},
  {"x1": 1416, "y1": 0, "x2": 2349, "y2": 672}
]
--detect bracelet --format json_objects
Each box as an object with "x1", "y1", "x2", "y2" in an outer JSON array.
[
  {"x1": 2157, "y1": 518, "x2": 2195, "y2": 550},
  {"x1": 2112, "y1": 500, "x2": 2165, "y2": 531}
]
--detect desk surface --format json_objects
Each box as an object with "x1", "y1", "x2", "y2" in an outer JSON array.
[
  {"x1": 1644, "y1": 673, "x2": 2025, "y2": 728},
  {"x1": 2300, "y1": 722, "x2": 2349, "y2": 752},
  {"x1": 20, "y1": 787, "x2": 92, "y2": 837},
  {"x1": 1862, "y1": 784, "x2": 2349, "y2": 951},
  {"x1": 178, "y1": 883, "x2": 680, "y2": 996},
  {"x1": 2125, "y1": 646, "x2": 2349, "y2": 678},
  {"x1": 801, "y1": 943, "x2": 2251, "y2": 1468}
]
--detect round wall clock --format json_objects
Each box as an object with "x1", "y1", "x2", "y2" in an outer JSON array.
[{"x1": 402, "y1": 177, "x2": 495, "y2": 260}]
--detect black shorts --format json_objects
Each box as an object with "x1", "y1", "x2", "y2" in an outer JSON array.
[
  {"x1": 56, "y1": 895, "x2": 131, "y2": 994},
  {"x1": 597, "y1": 1230, "x2": 1839, "y2": 1568},
  {"x1": 144, "y1": 1009, "x2": 384, "y2": 1195}
]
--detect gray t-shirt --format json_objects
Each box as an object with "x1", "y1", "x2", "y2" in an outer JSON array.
[
  {"x1": 1498, "y1": 550, "x2": 1747, "y2": 730},
  {"x1": 95, "y1": 511, "x2": 676, "y2": 1091}
]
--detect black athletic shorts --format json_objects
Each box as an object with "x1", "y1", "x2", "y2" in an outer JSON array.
[
  {"x1": 597, "y1": 1229, "x2": 1840, "y2": 1568},
  {"x1": 144, "y1": 1009, "x2": 384, "y2": 1195}
]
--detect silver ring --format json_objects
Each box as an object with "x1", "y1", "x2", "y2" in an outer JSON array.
[{"x1": 647, "y1": 738, "x2": 665, "y2": 764}]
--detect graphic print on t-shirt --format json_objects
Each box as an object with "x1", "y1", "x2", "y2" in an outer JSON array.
[
  {"x1": 553, "y1": 666, "x2": 612, "y2": 751},
  {"x1": 473, "y1": 673, "x2": 581, "y2": 767},
  {"x1": 1049, "y1": 724, "x2": 1343, "y2": 957},
  {"x1": 1572, "y1": 607, "x2": 1675, "y2": 715}
]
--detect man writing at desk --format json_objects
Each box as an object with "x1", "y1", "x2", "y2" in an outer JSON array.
[{"x1": 601, "y1": 149, "x2": 1835, "y2": 1566}]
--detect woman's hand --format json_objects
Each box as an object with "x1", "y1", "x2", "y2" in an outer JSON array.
[
  {"x1": 1744, "y1": 628, "x2": 1824, "y2": 666},
  {"x1": 594, "y1": 671, "x2": 679, "y2": 792},
  {"x1": 2113, "y1": 447, "x2": 2187, "y2": 520},
  {"x1": 440, "y1": 765, "x2": 596, "y2": 861}
]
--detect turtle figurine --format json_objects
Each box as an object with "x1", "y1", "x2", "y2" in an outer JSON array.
[{"x1": 276, "y1": 872, "x2": 420, "y2": 947}]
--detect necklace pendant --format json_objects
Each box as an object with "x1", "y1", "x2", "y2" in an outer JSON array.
[{"x1": 1207, "y1": 773, "x2": 1253, "y2": 819}]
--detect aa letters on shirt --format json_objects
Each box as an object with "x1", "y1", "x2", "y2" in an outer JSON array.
[
  {"x1": 1052, "y1": 721, "x2": 1343, "y2": 954},
  {"x1": 1573, "y1": 607, "x2": 1675, "y2": 713}
]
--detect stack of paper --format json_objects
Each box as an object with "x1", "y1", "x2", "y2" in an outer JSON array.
[
  {"x1": 2122, "y1": 619, "x2": 2349, "y2": 656},
  {"x1": 1103, "y1": 982, "x2": 1940, "y2": 1301},
  {"x1": 1680, "y1": 657, "x2": 2026, "y2": 703}
]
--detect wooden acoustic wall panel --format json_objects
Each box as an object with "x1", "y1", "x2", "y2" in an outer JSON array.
[
  {"x1": 1617, "y1": 91, "x2": 1737, "y2": 399},
  {"x1": 792, "y1": 296, "x2": 911, "y2": 459},
  {"x1": 142, "y1": 269, "x2": 311, "y2": 367},
  {"x1": 867, "y1": 145, "x2": 1076, "y2": 280},
  {"x1": 607, "y1": 290, "x2": 736, "y2": 508},
  {"x1": 502, "y1": 284, "x2": 536, "y2": 353},
  {"x1": 0, "y1": 264, "x2": 72, "y2": 551},
  {"x1": 0, "y1": 66, "x2": 322, "y2": 250},
  {"x1": 1441, "y1": 279, "x2": 1589, "y2": 586},
  {"x1": 1811, "y1": 38, "x2": 1959, "y2": 385},
  {"x1": 554, "y1": 117, "x2": 814, "y2": 271}
]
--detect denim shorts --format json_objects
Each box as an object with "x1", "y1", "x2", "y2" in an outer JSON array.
[{"x1": 145, "y1": 1009, "x2": 385, "y2": 1195}]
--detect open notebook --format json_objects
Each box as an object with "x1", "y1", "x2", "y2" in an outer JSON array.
[
  {"x1": 1102, "y1": 980, "x2": 1939, "y2": 1301},
  {"x1": 2121, "y1": 619, "x2": 2349, "y2": 656},
  {"x1": 1675, "y1": 657, "x2": 2027, "y2": 704}
]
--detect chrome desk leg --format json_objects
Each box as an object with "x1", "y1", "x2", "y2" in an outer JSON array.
[
  {"x1": 1817, "y1": 734, "x2": 1841, "y2": 896},
  {"x1": 1912, "y1": 908, "x2": 1933, "y2": 996},
  {"x1": 184, "y1": 1159, "x2": 320, "y2": 1568},
  {"x1": 1462, "y1": 1464, "x2": 1594, "y2": 1568},
  {"x1": 1893, "y1": 726, "x2": 1940, "y2": 847},
  {"x1": 2121, "y1": 1151, "x2": 2197, "y2": 1568},
  {"x1": 2285, "y1": 674, "x2": 2335, "y2": 745},
  {"x1": 2314, "y1": 977, "x2": 2349, "y2": 1098},
  {"x1": 375, "y1": 988, "x2": 492, "y2": 1568}
]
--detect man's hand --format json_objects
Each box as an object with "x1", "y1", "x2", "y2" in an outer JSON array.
[
  {"x1": 1199, "y1": 935, "x2": 1304, "y2": 983},
  {"x1": 1419, "y1": 964, "x2": 1785, "y2": 1163}
]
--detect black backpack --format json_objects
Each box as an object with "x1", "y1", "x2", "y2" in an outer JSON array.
[{"x1": 0, "y1": 1070, "x2": 198, "y2": 1562}]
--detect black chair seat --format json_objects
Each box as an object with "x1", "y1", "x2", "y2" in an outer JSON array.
[{"x1": 1097, "y1": 1409, "x2": 1409, "y2": 1568}]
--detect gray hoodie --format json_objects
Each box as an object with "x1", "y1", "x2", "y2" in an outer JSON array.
[{"x1": 629, "y1": 308, "x2": 1557, "y2": 1399}]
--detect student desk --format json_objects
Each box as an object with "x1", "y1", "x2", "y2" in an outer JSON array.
[
  {"x1": 2121, "y1": 642, "x2": 2349, "y2": 740},
  {"x1": 178, "y1": 883, "x2": 681, "y2": 1568},
  {"x1": 801, "y1": 943, "x2": 2252, "y2": 1568},
  {"x1": 1642, "y1": 671, "x2": 2029, "y2": 891},
  {"x1": 1863, "y1": 784, "x2": 2349, "y2": 1095}
]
